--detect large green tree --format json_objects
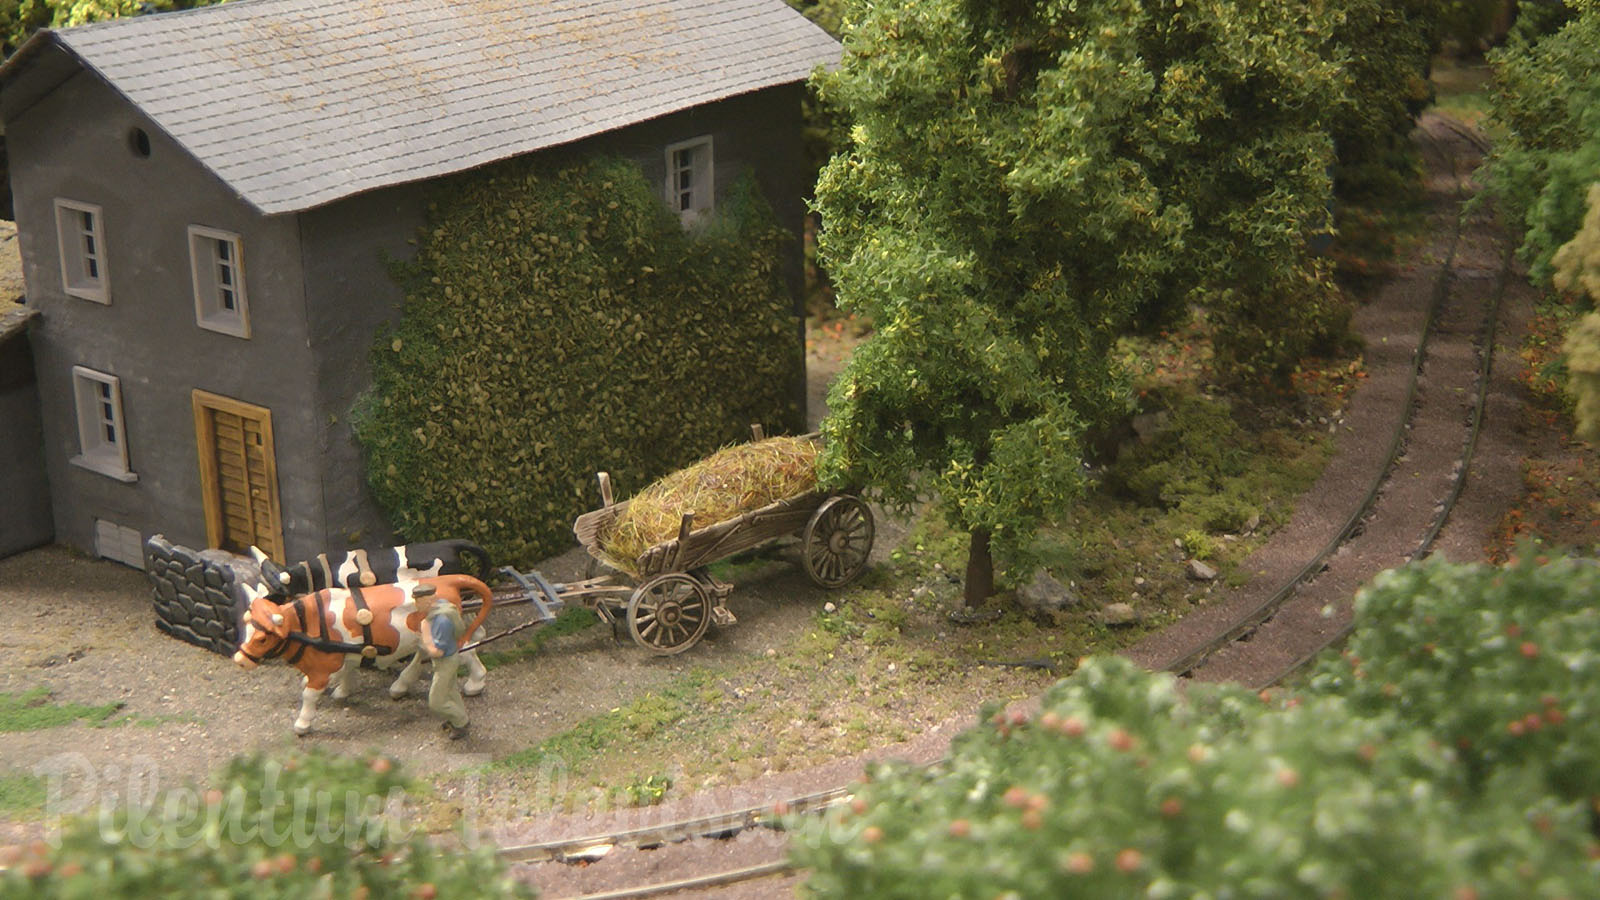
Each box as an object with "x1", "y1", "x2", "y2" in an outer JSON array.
[
  {"x1": 2, "y1": 0, "x2": 224, "y2": 56},
  {"x1": 813, "y1": 0, "x2": 1339, "y2": 605}
]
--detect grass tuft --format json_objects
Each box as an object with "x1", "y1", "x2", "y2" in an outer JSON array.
[{"x1": 0, "y1": 688, "x2": 123, "y2": 732}]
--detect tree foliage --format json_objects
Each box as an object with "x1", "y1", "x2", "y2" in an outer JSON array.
[
  {"x1": 1554, "y1": 184, "x2": 1600, "y2": 439},
  {"x1": 1483, "y1": 3, "x2": 1600, "y2": 285},
  {"x1": 812, "y1": 0, "x2": 1341, "y2": 600},
  {"x1": 1, "y1": 0, "x2": 223, "y2": 57},
  {"x1": 1314, "y1": 0, "x2": 1441, "y2": 205}
]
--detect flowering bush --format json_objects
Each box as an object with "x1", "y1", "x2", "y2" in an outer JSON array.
[
  {"x1": 1310, "y1": 555, "x2": 1600, "y2": 809},
  {"x1": 792, "y1": 655, "x2": 1599, "y2": 898},
  {"x1": 0, "y1": 750, "x2": 529, "y2": 899}
]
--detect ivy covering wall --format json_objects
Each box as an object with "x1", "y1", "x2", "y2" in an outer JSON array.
[{"x1": 353, "y1": 156, "x2": 802, "y2": 567}]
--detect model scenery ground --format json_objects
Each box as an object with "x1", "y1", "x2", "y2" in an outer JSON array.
[{"x1": 2, "y1": 69, "x2": 1599, "y2": 898}]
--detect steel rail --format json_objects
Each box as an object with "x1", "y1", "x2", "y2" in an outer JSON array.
[
  {"x1": 1158, "y1": 119, "x2": 1478, "y2": 679},
  {"x1": 1261, "y1": 238, "x2": 1516, "y2": 690},
  {"x1": 556, "y1": 860, "x2": 795, "y2": 900},
  {"x1": 497, "y1": 786, "x2": 850, "y2": 865}
]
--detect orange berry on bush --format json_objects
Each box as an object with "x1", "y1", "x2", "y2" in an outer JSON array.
[
  {"x1": 1064, "y1": 851, "x2": 1094, "y2": 874},
  {"x1": 1107, "y1": 728, "x2": 1136, "y2": 752},
  {"x1": 1115, "y1": 848, "x2": 1143, "y2": 873},
  {"x1": 861, "y1": 825, "x2": 883, "y2": 844},
  {"x1": 948, "y1": 819, "x2": 971, "y2": 838},
  {"x1": 1159, "y1": 796, "x2": 1183, "y2": 818}
]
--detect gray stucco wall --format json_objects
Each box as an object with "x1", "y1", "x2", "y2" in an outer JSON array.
[
  {"x1": 8, "y1": 70, "x2": 320, "y2": 561},
  {"x1": 0, "y1": 335, "x2": 52, "y2": 557},
  {"x1": 296, "y1": 83, "x2": 812, "y2": 550}
]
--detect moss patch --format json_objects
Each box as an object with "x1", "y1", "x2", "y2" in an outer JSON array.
[{"x1": 0, "y1": 688, "x2": 123, "y2": 733}]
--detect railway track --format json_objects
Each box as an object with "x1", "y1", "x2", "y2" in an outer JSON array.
[
  {"x1": 503, "y1": 113, "x2": 1520, "y2": 900},
  {"x1": 1127, "y1": 114, "x2": 1510, "y2": 690}
]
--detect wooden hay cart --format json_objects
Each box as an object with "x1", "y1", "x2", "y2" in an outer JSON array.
[{"x1": 571, "y1": 433, "x2": 875, "y2": 656}]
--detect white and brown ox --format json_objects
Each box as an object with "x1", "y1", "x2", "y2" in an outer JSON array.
[{"x1": 233, "y1": 574, "x2": 493, "y2": 735}]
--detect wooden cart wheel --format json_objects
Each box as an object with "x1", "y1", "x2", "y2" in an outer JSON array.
[
  {"x1": 626, "y1": 573, "x2": 711, "y2": 655},
  {"x1": 802, "y1": 495, "x2": 875, "y2": 588}
]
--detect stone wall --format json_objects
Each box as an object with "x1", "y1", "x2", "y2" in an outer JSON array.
[{"x1": 144, "y1": 534, "x2": 260, "y2": 656}]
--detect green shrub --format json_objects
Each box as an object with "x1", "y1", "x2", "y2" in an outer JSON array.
[
  {"x1": 1309, "y1": 554, "x2": 1600, "y2": 807},
  {"x1": 0, "y1": 750, "x2": 529, "y2": 899},
  {"x1": 791, "y1": 656, "x2": 1599, "y2": 898},
  {"x1": 1484, "y1": 7, "x2": 1600, "y2": 285},
  {"x1": 1109, "y1": 391, "x2": 1247, "y2": 508},
  {"x1": 355, "y1": 157, "x2": 801, "y2": 567}
]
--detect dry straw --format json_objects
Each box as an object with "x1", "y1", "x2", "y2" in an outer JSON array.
[{"x1": 600, "y1": 436, "x2": 820, "y2": 567}]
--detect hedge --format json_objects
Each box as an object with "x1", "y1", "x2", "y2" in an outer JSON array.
[{"x1": 354, "y1": 156, "x2": 802, "y2": 567}]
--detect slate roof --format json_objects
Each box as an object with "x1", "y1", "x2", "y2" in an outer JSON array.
[{"x1": 3, "y1": 0, "x2": 839, "y2": 215}]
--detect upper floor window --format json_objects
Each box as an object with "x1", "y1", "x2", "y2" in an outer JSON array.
[
  {"x1": 70, "y1": 365, "x2": 136, "y2": 482},
  {"x1": 188, "y1": 226, "x2": 250, "y2": 338},
  {"x1": 665, "y1": 136, "x2": 714, "y2": 227},
  {"x1": 55, "y1": 199, "x2": 108, "y2": 303}
]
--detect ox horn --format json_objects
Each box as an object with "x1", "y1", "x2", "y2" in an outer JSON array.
[
  {"x1": 271, "y1": 613, "x2": 285, "y2": 626},
  {"x1": 249, "y1": 545, "x2": 269, "y2": 564},
  {"x1": 243, "y1": 582, "x2": 267, "y2": 602}
]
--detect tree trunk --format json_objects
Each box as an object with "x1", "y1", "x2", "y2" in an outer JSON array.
[{"x1": 963, "y1": 528, "x2": 995, "y2": 608}]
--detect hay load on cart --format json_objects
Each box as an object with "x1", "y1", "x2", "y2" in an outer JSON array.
[{"x1": 572, "y1": 428, "x2": 875, "y2": 654}]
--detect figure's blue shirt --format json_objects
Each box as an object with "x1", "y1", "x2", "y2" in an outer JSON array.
[{"x1": 428, "y1": 610, "x2": 458, "y2": 657}]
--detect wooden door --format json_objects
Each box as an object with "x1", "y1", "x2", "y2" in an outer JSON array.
[{"x1": 192, "y1": 390, "x2": 284, "y2": 561}]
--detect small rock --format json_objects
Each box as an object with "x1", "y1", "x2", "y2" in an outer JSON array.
[
  {"x1": 886, "y1": 663, "x2": 897, "y2": 673},
  {"x1": 1133, "y1": 576, "x2": 1146, "y2": 587},
  {"x1": 1130, "y1": 592, "x2": 1141, "y2": 602},
  {"x1": 765, "y1": 648, "x2": 777, "y2": 659},
  {"x1": 1017, "y1": 570, "x2": 1079, "y2": 614},
  {"x1": 1243, "y1": 513, "x2": 1261, "y2": 534},
  {"x1": 1174, "y1": 538, "x2": 1184, "y2": 549},
  {"x1": 823, "y1": 602, "x2": 837, "y2": 614},
  {"x1": 1102, "y1": 603, "x2": 1138, "y2": 626},
  {"x1": 1188, "y1": 560, "x2": 1218, "y2": 582}
]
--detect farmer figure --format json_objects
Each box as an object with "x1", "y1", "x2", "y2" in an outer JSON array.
[{"x1": 416, "y1": 583, "x2": 470, "y2": 740}]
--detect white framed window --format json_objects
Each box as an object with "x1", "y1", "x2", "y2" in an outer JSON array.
[
  {"x1": 188, "y1": 226, "x2": 250, "y2": 338},
  {"x1": 665, "y1": 136, "x2": 714, "y2": 227},
  {"x1": 55, "y1": 199, "x2": 109, "y2": 303},
  {"x1": 70, "y1": 366, "x2": 136, "y2": 482}
]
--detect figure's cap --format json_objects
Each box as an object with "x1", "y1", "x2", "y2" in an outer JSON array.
[{"x1": 411, "y1": 584, "x2": 437, "y2": 599}]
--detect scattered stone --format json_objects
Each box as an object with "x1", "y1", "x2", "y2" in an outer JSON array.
[
  {"x1": 1017, "y1": 570, "x2": 1079, "y2": 614},
  {"x1": 823, "y1": 602, "x2": 837, "y2": 614},
  {"x1": 886, "y1": 663, "x2": 897, "y2": 674},
  {"x1": 764, "y1": 648, "x2": 777, "y2": 659},
  {"x1": 1102, "y1": 603, "x2": 1138, "y2": 626},
  {"x1": 1133, "y1": 576, "x2": 1145, "y2": 587},
  {"x1": 1187, "y1": 559, "x2": 1218, "y2": 581}
]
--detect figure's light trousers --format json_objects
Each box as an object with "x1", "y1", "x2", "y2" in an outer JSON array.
[{"x1": 429, "y1": 654, "x2": 468, "y2": 728}]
